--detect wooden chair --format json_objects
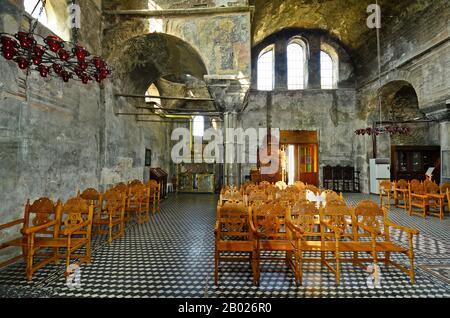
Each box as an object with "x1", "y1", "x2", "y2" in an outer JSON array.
[
  {"x1": 322, "y1": 191, "x2": 344, "y2": 204},
  {"x1": 304, "y1": 184, "x2": 320, "y2": 195},
  {"x1": 112, "y1": 182, "x2": 128, "y2": 193},
  {"x1": 78, "y1": 188, "x2": 102, "y2": 231},
  {"x1": 219, "y1": 189, "x2": 244, "y2": 206},
  {"x1": 447, "y1": 189, "x2": 450, "y2": 214},
  {"x1": 126, "y1": 183, "x2": 150, "y2": 223},
  {"x1": 249, "y1": 201, "x2": 297, "y2": 286},
  {"x1": 409, "y1": 182, "x2": 428, "y2": 218},
  {"x1": 25, "y1": 197, "x2": 94, "y2": 281},
  {"x1": 96, "y1": 189, "x2": 126, "y2": 243},
  {"x1": 275, "y1": 191, "x2": 297, "y2": 208},
  {"x1": 128, "y1": 179, "x2": 143, "y2": 187},
  {"x1": 265, "y1": 185, "x2": 278, "y2": 200},
  {"x1": 293, "y1": 181, "x2": 305, "y2": 190},
  {"x1": 322, "y1": 166, "x2": 333, "y2": 190},
  {"x1": 354, "y1": 200, "x2": 419, "y2": 284},
  {"x1": 332, "y1": 166, "x2": 343, "y2": 192},
  {"x1": 245, "y1": 189, "x2": 268, "y2": 206},
  {"x1": 425, "y1": 182, "x2": 445, "y2": 219},
  {"x1": 285, "y1": 199, "x2": 322, "y2": 285},
  {"x1": 379, "y1": 180, "x2": 393, "y2": 209},
  {"x1": 393, "y1": 179, "x2": 409, "y2": 211},
  {"x1": 214, "y1": 201, "x2": 257, "y2": 285},
  {"x1": 0, "y1": 197, "x2": 59, "y2": 279},
  {"x1": 440, "y1": 183, "x2": 450, "y2": 213},
  {"x1": 259, "y1": 181, "x2": 271, "y2": 189},
  {"x1": 146, "y1": 180, "x2": 160, "y2": 214},
  {"x1": 343, "y1": 166, "x2": 355, "y2": 192},
  {"x1": 319, "y1": 200, "x2": 357, "y2": 285}
]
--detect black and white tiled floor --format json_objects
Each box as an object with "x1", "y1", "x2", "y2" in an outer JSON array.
[{"x1": 0, "y1": 193, "x2": 449, "y2": 298}]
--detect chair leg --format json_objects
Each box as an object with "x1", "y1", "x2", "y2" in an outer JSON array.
[
  {"x1": 298, "y1": 250, "x2": 303, "y2": 286},
  {"x1": 26, "y1": 236, "x2": 35, "y2": 281},
  {"x1": 109, "y1": 218, "x2": 113, "y2": 244}
]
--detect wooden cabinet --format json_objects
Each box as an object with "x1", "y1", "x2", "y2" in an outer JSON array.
[{"x1": 391, "y1": 146, "x2": 440, "y2": 181}]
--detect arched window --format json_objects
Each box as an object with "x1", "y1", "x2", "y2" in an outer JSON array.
[
  {"x1": 24, "y1": 0, "x2": 48, "y2": 25},
  {"x1": 145, "y1": 83, "x2": 162, "y2": 114},
  {"x1": 320, "y1": 51, "x2": 333, "y2": 89},
  {"x1": 24, "y1": 0, "x2": 70, "y2": 41},
  {"x1": 287, "y1": 40, "x2": 306, "y2": 90},
  {"x1": 257, "y1": 46, "x2": 274, "y2": 91},
  {"x1": 193, "y1": 116, "x2": 204, "y2": 137},
  {"x1": 320, "y1": 46, "x2": 339, "y2": 90}
]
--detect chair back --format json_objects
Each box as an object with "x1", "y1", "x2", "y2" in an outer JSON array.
[
  {"x1": 425, "y1": 182, "x2": 440, "y2": 194},
  {"x1": 293, "y1": 181, "x2": 305, "y2": 190},
  {"x1": 216, "y1": 201, "x2": 251, "y2": 240},
  {"x1": 379, "y1": 180, "x2": 392, "y2": 193},
  {"x1": 59, "y1": 197, "x2": 94, "y2": 237},
  {"x1": 250, "y1": 201, "x2": 287, "y2": 240},
  {"x1": 23, "y1": 197, "x2": 59, "y2": 237},
  {"x1": 304, "y1": 184, "x2": 320, "y2": 195},
  {"x1": 396, "y1": 179, "x2": 408, "y2": 189},
  {"x1": 288, "y1": 200, "x2": 319, "y2": 236},
  {"x1": 129, "y1": 179, "x2": 143, "y2": 187},
  {"x1": 440, "y1": 182, "x2": 450, "y2": 194},
  {"x1": 410, "y1": 182, "x2": 425, "y2": 195},
  {"x1": 354, "y1": 200, "x2": 384, "y2": 235},
  {"x1": 323, "y1": 166, "x2": 333, "y2": 181},
  {"x1": 246, "y1": 189, "x2": 268, "y2": 206},
  {"x1": 320, "y1": 200, "x2": 354, "y2": 238},
  {"x1": 102, "y1": 189, "x2": 126, "y2": 219}
]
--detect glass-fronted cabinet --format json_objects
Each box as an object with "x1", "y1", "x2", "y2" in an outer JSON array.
[{"x1": 391, "y1": 146, "x2": 440, "y2": 181}]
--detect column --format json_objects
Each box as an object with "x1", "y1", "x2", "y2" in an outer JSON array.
[{"x1": 307, "y1": 36, "x2": 321, "y2": 89}]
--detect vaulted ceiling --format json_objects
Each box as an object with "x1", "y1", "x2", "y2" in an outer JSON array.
[{"x1": 250, "y1": 0, "x2": 433, "y2": 52}]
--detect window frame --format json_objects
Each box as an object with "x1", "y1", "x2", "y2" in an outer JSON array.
[
  {"x1": 320, "y1": 44, "x2": 339, "y2": 90},
  {"x1": 287, "y1": 37, "x2": 308, "y2": 90},
  {"x1": 257, "y1": 45, "x2": 275, "y2": 91}
]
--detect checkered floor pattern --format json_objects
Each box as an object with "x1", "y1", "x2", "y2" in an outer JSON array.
[{"x1": 0, "y1": 193, "x2": 449, "y2": 298}]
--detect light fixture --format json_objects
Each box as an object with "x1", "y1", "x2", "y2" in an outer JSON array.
[{"x1": 0, "y1": 0, "x2": 112, "y2": 85}]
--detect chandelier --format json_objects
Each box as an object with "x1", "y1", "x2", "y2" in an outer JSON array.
[
  {"x1": 354, "y1": 2, "x2": 410, "y2": 137},
  {"x1": 355, "y1": 125, "x2": 411, "y2": 136},
  {"x1": 0, "y1": 0, "x2": 111, "y2": 84}
]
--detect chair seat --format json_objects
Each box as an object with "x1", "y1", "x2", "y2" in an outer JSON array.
[
  {"x1": 34, "y1": 237, "x2": 88, "y2": 248},
  {"x1": 217, "y1": 240, "x2": 254, "y2": 252},
  {"x1": 299, "y1": 240, "x2": 407, "y2": 253},
  {"x1": 259, "y1": 240, "x2": 293, "y2": 251}
]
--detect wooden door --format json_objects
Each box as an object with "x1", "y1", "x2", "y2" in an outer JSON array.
[{"x1": 281, "y1": 131, "x2": 319, "y2": 186}]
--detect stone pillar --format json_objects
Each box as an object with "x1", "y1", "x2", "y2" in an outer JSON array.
[
  {"x1": 440, "y1": 121, "x2": 450, "y2": 183},
  {"x1": 308, "y1": 37, "x2": 321, "y2": 89},
  {"x1": 274, "y1": 36, "x2": 287, "y2": 90},
  {"x1": 223, "y1": 111, "x2": 238, "y2": 186}
]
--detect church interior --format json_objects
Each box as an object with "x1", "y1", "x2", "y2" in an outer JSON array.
[{"x1": 0, "y1": 0, "x2": 449, "y2": 299}]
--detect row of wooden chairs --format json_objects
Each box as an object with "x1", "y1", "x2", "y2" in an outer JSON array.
[
  {"x1": 220, "y1": 181, "x2": 337, "y2": 208},
  {"x1": 215, "y1": 190, "x2": 419, "y2": 286},
  {"x1": 0, "y1": 179, "x2": 161, "y2": 281},
  {"x1": 380, "y1": 180, "x2": 450, "y2": 219}
]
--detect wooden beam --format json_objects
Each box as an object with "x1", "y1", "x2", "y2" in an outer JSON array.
[
  {"x1": 103, "y1": 6, "x2": 254, "y2": 17},
  {"x1": 137, "y1": 106, "x2": 220, "y2": 113},
  {"x1": 116, "y1": 93, "x2": 214, "y2": 102}
]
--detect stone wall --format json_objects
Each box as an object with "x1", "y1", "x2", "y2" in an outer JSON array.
[
  {"x1": 355, "y1": 0, "x2": 449, "y2": 189},
  {"x1": 0, "y1": 0, "x2": 171, "y2": 263}
]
